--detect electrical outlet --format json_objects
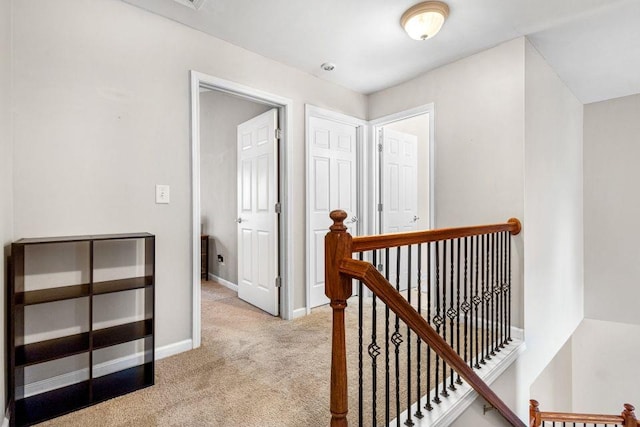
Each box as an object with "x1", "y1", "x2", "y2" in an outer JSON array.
[
  {"x1": 217, "y1": 255, "x2": 224, "y2": 263},
  {"x1": 156, "y1": 185, "x2": 170, "y2": 204}
]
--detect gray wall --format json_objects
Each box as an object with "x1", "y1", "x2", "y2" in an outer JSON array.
[
  {"x1": 10, "y1": 0, "x2": 367, "y2": 358},
  {"x1": 522, "y1": 39, "x2": 584, "y2": 404},
  {"x1": 199, "y1": 90, "x2": 270, "y2": 284},
  {"x1": 584, "y1": 93, "x2": 640, "y2": 325},
  {"x1": 1, "y1": 0, "x2": 13, "y2": 410},
  {"x1": 370, "y1": 38, "x2": 585, "y2": 421}
]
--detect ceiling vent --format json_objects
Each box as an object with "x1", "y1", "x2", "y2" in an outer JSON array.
[{"x1": 173, "y1": 0, "x2": 206, "y2": 10}]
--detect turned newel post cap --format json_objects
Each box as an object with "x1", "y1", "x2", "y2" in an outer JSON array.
[
  {"x1": 623, "y1": 403, "x2": 636, "y2": 415},
  {"x1": 330, "y1": 210, "x2": 348, "y2": 232},
  {"x1": 530, "y1": 400, "x2": 539, "y2": 409}
]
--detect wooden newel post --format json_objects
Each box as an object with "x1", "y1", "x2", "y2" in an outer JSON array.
[
  {"x1": 325, "y1": 210, "x2": 353, "y2": 427},
  {"x1": 529, "y1": 400, "x2": 541, "y2": 427},
  {"x1": 622, "y1": 403, "x2": 637, "y2": 427}
]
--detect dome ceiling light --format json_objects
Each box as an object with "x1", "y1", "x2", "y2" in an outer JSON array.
[{"x1": 401, "y1": 1, "x2": 450, "y2": 41}]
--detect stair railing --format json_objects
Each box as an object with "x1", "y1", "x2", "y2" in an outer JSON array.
[
  {"x1": 530, "y1": 400, "x2": 638, "y2": 427},
  {"x1": 325, "y1": 209, "x2": 524, "y2": 426}
]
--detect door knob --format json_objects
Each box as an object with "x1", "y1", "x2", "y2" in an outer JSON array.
[
  {"x1": 236, "y1": 217, "x2": 244, "y2": 224},
  {"x1": 348, "y1": 216, "x2": 358, "y2": 224},
  {"x1": 411, "y1": 215, "x2": 420, "y2": 223}
]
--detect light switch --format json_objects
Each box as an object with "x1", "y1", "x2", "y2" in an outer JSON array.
[{"x1": 156, "y1": 185, "x2": 170, "y2": 204}]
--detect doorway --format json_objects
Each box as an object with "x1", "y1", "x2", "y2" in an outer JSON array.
[
  {"x1": 190, "y1": 71, "x2": 294, "y2": 349},
  {"x1": 371, "y1": 105, "x2": 435, "y2": 287}
]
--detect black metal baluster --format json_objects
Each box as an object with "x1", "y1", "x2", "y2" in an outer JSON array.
[
  {"x1": 385, "y1": 248, "x2": 391, "y2": 425},
  {"x1": 501, "y1": 233, "x2": 505, "y2": 347},
  {"x1": 425, "y1": 242, "x2": 433, "y2": 411},
  {"x1": 508, "y1": 230, "x2": 512, "y2": 342},
  {"x1": 484, "y1": 234, "x2": 491, "y2": 362},
  {"x1": 432, "y1": 241, "x2": 442, "y2": 404},
  {"x1": 405, "y1": 245, "x2": 414, "y2": 427},
  {"x1": 473, "y1": 235, "x2": 481, "y2": 369},
  {"x1": 415, "y1": 244, "x2": 424, "y2": 419},
  {"x1": 455, "y1": 238, "x2": 463, "y2": 385},
  {"x1": 447, "y1": 239, "x2": 456, "y2": 391},
  {"x1": 369, "y1": 251, "x2": 379, "y2": 426},
  {"x1": 503, "y1": 231, "x2": 508, "y2": 347},
  {"x1": 393, "y1": 247, "x2": 403, "y2": 426},
  {"x1": 480, "y1": 234, "x2": 487, "y2": 365},
  {"x1": 441, "y1": 240, "x2": 449, "y2": 398},
  {"x1": 462, "y1": 237, "x2": 470, "y2": 371},
  {"x1": 358, "y1": 251, "x2": 364, "y2": 427},
  {"x1": 491, "y1": 233, "x2": 498, "y2": 356}
]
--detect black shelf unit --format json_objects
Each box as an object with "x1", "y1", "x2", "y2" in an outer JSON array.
[{"x1": 7, "y1": 233, "x2": 155, "y2": 427}]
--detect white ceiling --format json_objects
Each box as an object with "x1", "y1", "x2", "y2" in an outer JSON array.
[{"x1": 122, "y1": 0, "x2": 640, "y2": 104}]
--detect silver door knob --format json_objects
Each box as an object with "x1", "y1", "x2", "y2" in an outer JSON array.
[
  {"x1": 236, "y1": 217, "x2": 244, "y2": 224},
  {"x1": 411, "y1": 215, "x2": 420, "y2": 223},
  {"x1": 348, "y1": 216, "x2": 358, "y2": 224}
]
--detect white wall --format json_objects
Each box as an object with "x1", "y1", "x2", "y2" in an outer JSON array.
[
  {"x1": 11, "y1": 0, "x2": 367, "y2": 356},
  {"x1": 199, "y1": 90, "x2": 270, "y2": 284},
  {"x1": 520, "y1": 41, "x2": 584, "y2": 412},
  {"x1": 584, "y1": 93, "x2": 640, "y2": 325},
  {"x1": 571, "y1": 319, "x2": 640, "y2": 413},
  {"x1": 1, "y1": 0, "x2": 13, "y2": 411},
  {"x1": 530, "y1": 337, "x2": 573, "y2": 412},
  {"x1": 384, "y1": 114, "x2": 431, "y2": 231}
]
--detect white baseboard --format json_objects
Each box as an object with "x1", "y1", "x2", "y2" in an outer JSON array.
[
  {"x1": 208, "y1": 273, "x2": 238, "y2": 292},
  {"x1": 17, "y1": 339, "x2": 193, "y2": 399},
  {"x1": 292, "y1": 308, "x2": 307, "y2": 319}
]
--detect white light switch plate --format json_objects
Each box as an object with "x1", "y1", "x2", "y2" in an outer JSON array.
[{"x1": 156, "y1": 185, "x2": 170, "y2": 204}]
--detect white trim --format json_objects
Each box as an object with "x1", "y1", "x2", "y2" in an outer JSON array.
[
  {"x1": 370, "y1": 103, "x2": 436, "y2": 231},
  {"x1": 155, "y1": 339, "x2": 193, "y2": 360},
  {"x1": 17, "y1": 339, "x2": 193, "y2": 399},
  {"x1": 207, "y1": 273, "x2": 238, "y2": 292},
  {"x1": 292, "y1": 308, "x2": 307, "y2": 319},
  {"x1": 390, "y1": 332, "x2": 526, "y2": 427},
  {"x1": 190, "y1": 71, "x2": 295, "y2": 350},
  {"x1": 304, "y1": 105, "x2": 367, "y2": 312}
]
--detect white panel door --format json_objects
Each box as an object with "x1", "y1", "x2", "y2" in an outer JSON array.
[
  {"x1": 237, "y1": 109, "x2": 279, "y2": 316},
  {"x1": 381, "y1": 128, "x2": 418, "y2": 290},
  {"x1": 308, "y1": 116, "x2": 358, "y2": 308}
]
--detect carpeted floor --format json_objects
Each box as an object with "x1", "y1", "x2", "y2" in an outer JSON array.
[
  {"x1": 38, "y1": 281, "x2": 475, "y2": 426},
  {"x1": 39, "y1": 281, "x2": 338, "y2": 426}
]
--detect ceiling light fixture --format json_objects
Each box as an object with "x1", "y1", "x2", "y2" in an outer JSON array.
[{"x1": 401, "y1": 1, "x2": 449, "y2": 41}]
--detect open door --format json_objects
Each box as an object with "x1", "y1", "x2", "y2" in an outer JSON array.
[
  {"x1": 307, "y1": 115, "x2": 359, "y2": 308},
  {"x1": 237, "y1": 108, "x2": 279, "y2": 316},
  {"x1": 380, "y1": 127, "x2": 419, "y2": 290}
]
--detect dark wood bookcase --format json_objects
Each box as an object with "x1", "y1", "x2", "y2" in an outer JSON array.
[{"x1": 7, "y1": 233, "x2": 155, "y2": 427}]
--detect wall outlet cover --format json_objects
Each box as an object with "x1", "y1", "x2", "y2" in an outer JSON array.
[{"x1": 156, "y1": 185, "x2": 170, "y2": 204}]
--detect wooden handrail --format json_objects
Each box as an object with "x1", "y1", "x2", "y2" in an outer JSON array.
[
  {"x1": 530, "y1": 400, "x2": 638, "y2": 427},
  {"x1": 325, "y1": 210, "x2": 525, "y2": 427},
  {"x1": 351, "y1": 218, "x2": 521, "y2": 252},
  {"x1": 339, "y1": 257, "x2": 525, "y2": 426}
]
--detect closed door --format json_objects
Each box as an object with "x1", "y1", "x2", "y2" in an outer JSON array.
[
  {"x1": 307, "y1": 116, "x2": 358, "y2": 308},
  {"x1": 237, "y1": 108, "x2": 279, "y2": 316},
  {"x1": 381, "y1": 128, "x2": 418, "y2": 290}
]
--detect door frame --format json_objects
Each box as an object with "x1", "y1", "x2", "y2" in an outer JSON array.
[
  {"x1": 190, "y1": 70, "x2": 294, "y2": 349},
  {"x1": 305, "y1": 105, "x2": 367, "y2": 313},
  {"x1": 369, "y1": 103, "x2": 436, "y2": 233}
]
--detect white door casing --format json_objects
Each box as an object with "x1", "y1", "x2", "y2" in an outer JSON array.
[
  {"x1": 381, "y1": 128, "x2": 419, "y2": 290},
  {"x1": 307, "y1": 115, "x2": 359, "y2": 308},
  {"x1": 237, "y1": 108, "x2": 279, "y2": 316}
]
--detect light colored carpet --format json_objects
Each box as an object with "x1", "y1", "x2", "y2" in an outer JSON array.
[{"x1": 38, "y1": 281, "x2": 481, "y2": 426}]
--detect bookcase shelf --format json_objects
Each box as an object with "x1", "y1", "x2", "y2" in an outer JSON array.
[{"x1": 7, "y1": 233, "x2": 155, "y2": 427}]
